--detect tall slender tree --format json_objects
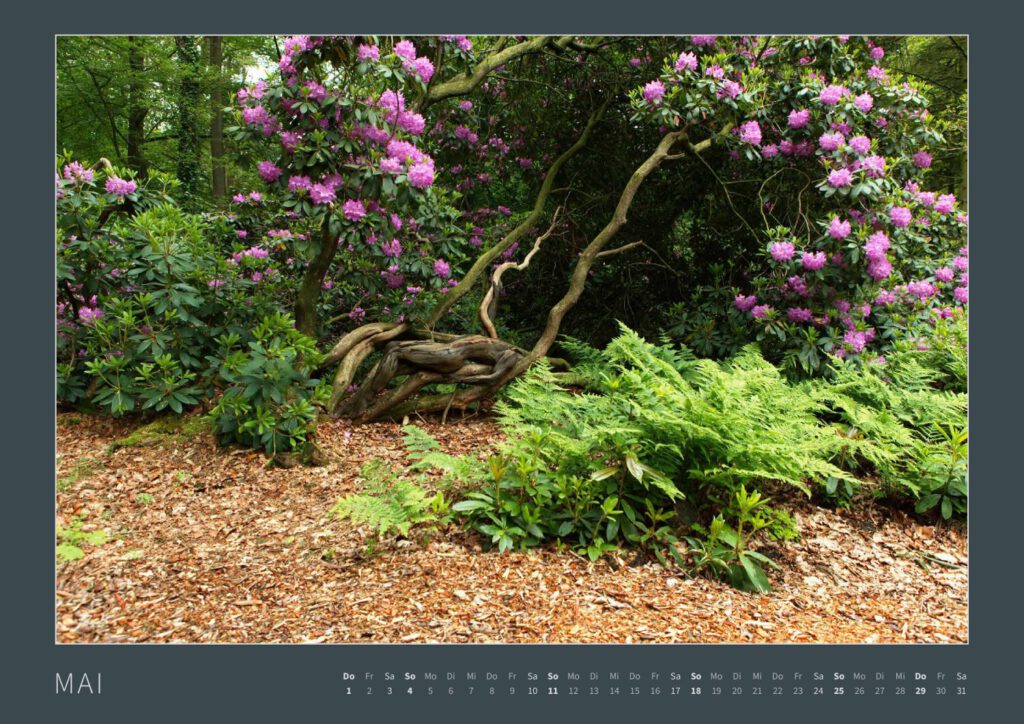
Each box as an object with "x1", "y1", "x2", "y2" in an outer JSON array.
[
  {"x1": 207, "y1": 36, "x2": 227, "y2": 201},
  {"x1": 126, "y1": 36, "x2": 149, "y2": 177},
  {"x1": 175, "y1": 36, "x2": 202, "y2": 205}
]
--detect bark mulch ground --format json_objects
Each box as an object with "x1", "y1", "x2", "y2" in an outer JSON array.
[{"x1": 55, "y1": 411, "x2": 967, "y2": 644}]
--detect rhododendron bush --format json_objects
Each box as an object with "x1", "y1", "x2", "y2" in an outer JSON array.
[
  {"x1": 227, "y1": 36, "x2": 471, "y2": 336},
  {"x1": 630, "y1": 35, "x2": 967, "y2": 374}
]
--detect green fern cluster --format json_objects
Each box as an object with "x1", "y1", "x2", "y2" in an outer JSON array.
[
  {"x1": 449, "y1": 323, "x2": 966, "y2": 589},
  {"x1": 809, "y1": 347, "x2": 967, "y2": 512},
  {"x1": 504, "y1": 327, "x2": 857, "y2": 497},
  {"x1": 401, "y1": 425, "x2": 486, "y2": 483},
  {"x1": 331, "y1": 459, "x2": 450, "y2": 539},
  {"x1": 330, "y1": 324, "x2": 966, "y2": 589}
]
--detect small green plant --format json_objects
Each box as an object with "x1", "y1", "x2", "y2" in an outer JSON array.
[
  {"x1": 136, "y1": 492, "x2": 155, "y2": 505},
  {"x1": 910, "y1": 424, "x2": 968, "y2": 519},
  {"x1": 332, "y1": 460, "x2": 451, "y2": 541},
  {"x1": 402, "y1": 425, "x2": 485, "y2": 485},
  {"x1": 685, "y1": 486, "x2": 781, "y2": 593},
  {"x1": 56, "y1": 517, "x2": 109, "y2": 563}
]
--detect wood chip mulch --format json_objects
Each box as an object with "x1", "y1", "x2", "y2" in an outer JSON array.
[{"x1": 55, "y1": 411, "x2": 967, "y2": 644}]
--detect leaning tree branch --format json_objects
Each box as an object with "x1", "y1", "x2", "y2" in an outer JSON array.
[
  {"x1": 479, "y1": 207, "x2": 562, "y2": 339},
  {"x1": 511, "y1": 123, "x2": 733, "y2": 377},
  {"x1": 424, "y1": 97, "x2": 609, "y2": 328},
  {"x1": 419, "y1": 36, "x2": 574, "y2": 110},
  {"x1": 330, "y1": 121, "x2": 731, "y2": 422},
  {"x1": 595, "y1": 240, "x2": 643, "y2": 259}
]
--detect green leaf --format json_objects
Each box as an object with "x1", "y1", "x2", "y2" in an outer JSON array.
[
  {"x1": 590, "y1": 466, "x2": 620, "y2": 482},
  {"x1": 739, "y1": 554, "x2": 772, "y2": 593},
  {"x1": 452, "y1": 500, "x2": 491, "y2": 513},
  {"x1": 624, "y1": 455, "x2": 644, "y2": 481},
  {"x1": 915, "y1": 493, "x2": 941, "y2": 514},
  {"x1": 606, "y1": 519, "x2": 619, "y2": 542}
]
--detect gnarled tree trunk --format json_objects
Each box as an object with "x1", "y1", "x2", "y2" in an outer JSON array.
[{"x1": 321, "y1": 121, "x2": 730, "y2": 423}]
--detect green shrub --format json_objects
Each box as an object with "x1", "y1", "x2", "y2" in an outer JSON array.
[
  {"x1": 57, "y1": 160, "x2": 289, "y2": 414},
  {"x1": 208, "y1": 313, "x2": 327, "y2": 454}
]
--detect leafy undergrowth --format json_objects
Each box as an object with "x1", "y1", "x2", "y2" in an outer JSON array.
[
  {"x1": 334, "y1": 329, "x2": 964, "y2": 594},
  {"x1": 56, "y1": 411, "x2": 966, "y2": 643}
]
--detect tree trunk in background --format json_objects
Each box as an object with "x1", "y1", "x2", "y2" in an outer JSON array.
[
  {"x1": 207, "y1": 36, "x2": 227, "y2": 201},
  {"x1": 294, "y1": 219, "x2": 340, "y2": 338},
  {"x1": 126, "y1": 37, "x2": 148, "y2": 178},
  {"x1": 175, "y1": 36, "x2": 202, "y2": 206},
  {"x1": 957, "y1": 38, "x2": 968, "y2": 210}
]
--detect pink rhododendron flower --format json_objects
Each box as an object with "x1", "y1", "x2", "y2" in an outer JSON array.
[
  {"x1": 770, "y1": 241, "x2": 795, "y2": 262},
  {"x1": 890, "y1": 206, "x2": 912, "y2": 227},
  {"x1": 819, "y1": 84, "x2": 846, "y2": 105},
  {"x1": 828, "y1": 168, "x2": 853, "y2": 187},
  {"x1": 787, "y1": 307, "x2": 813, "y2": 323},
  {"x1": 739, "y1": 121, "x2": 762, "y2": 146},
  {"x1": 867, "y1": 258, "x2": 891, "y2": 280},
  {"x1": 105, "y1": 177, "x2": 136, "y2": 198},
  {"x1": 819, "y1": 132, "x2": 844, "y2": 151},
  {"x1": 408, "y1": 161, "x2": 435, "y2": 189},
  {"x1": 343, "y1": 199, "x2": 366, "y2": 221},
  {"x1": 394, "y1": 40, "x2": 417, "y2": 60},
  {"x1": 675, "y1": 51, "x2": 698, "y2": 72},
  {"x1": 258, "y1": 161, "x2": 282, "y2": 182},
  {"x1": 802, "y1": 251, "x2": 827, "y2": 271},
  {"x1": 829, "y1": 217, "x2": 851, "y2": 239},
  {"x1": 643, "y1": 80, "x2": 665, "y2": 104},
  {"x1": 935, "y1": 194, "x2": 957, "y2": 213},
  {"x1": 853, "y1": 92, "x2": 874, "y2": 112},
  {"x1": 788, "y1": 109, "x2": 811, "y2": 128},
  {"x1": 310, "y1": 183, "x2": 335, "y2": 205},
  {"x1": 734, "y1": 294, "x2": 758, "y2": 312}
]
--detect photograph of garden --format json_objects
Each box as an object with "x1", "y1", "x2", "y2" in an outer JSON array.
[{"x1": 56, "y1": 34, "x2": 968, "y2": 643}]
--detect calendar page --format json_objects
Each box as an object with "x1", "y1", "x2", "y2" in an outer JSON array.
[{"x1": 11, "y1": 1, "x2": 1016, "y2": 722}]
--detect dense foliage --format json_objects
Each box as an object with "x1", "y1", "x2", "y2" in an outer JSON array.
[{"x1": 375, "y1": 323, "x2": 965, "y2": 590}]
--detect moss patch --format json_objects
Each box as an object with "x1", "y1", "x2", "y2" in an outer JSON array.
[{"x1": 106, "y1": 414, "x2": 212, "y2": 454}]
